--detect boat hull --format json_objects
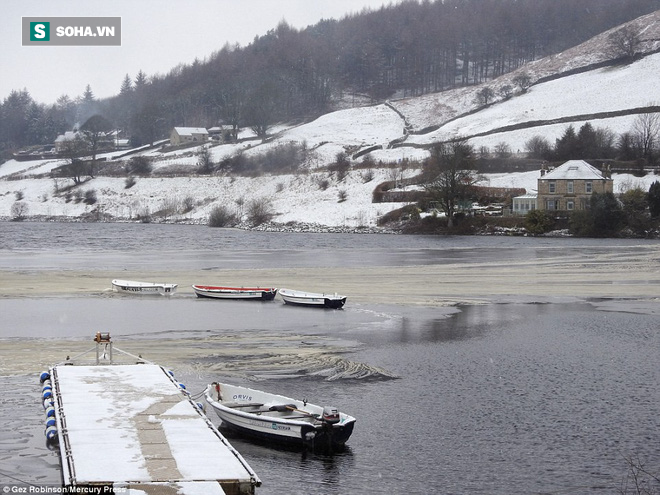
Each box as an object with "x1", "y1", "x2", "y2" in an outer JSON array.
[
  {"x1": 278, "y1": 288, "x2": 346, "y2": 309},
  {"x1": 192, "y1": 285, "x2": 277, "y2": 300},
  {"x1": 217, "y1": 412, "x2": 355, "y2": 451},
  {"x1": 205, "y1": 384, "x2": 355, "y2": 451},
  {"x1": 112, "y1": 279, "x2": 177, "y2": 295}
]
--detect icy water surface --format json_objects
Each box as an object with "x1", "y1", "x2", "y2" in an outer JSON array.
[
  {"x1": 0, "y1": 223, "x2": 659, "y2": 494},
  {"x1": 2, "y1": 302, "x2": 659, "y2": 494}
]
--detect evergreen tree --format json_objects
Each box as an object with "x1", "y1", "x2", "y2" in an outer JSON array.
[
  {"x1": 590, "y1": 192, "x2": 625, "y2": 236},
  {"x1": 555, "y1": 125, "x2": 579, "y2": 161},
  {"x1": 119, "y1": 74, "x2": 133, "y2": 95},
  {"x1": 648, "y1": 181, "x2": 660, "y2": 217},
  {"x1": 617, "y1": 132, "x2": 637, "y2": 161},
  {"x1": 569, "y1": 192, "x2": 625, "y2": 237},
  {"x1": 577, "y1": 122, "x2": 598, "y2": 159},
  {"x1": 134, "y1": 71, "x2": 148, "y2": 91},
  {"x1": 82, "y1": 84, "x2": 95, "y2": 103}
]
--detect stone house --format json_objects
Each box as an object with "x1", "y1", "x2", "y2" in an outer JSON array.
[{"x1": 537, "y1": 160, "x2": 613, "y2": 212}]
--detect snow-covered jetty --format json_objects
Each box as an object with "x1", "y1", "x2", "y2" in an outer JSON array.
[{"x1": 45, "y1": 336, "x2": 260, "y2": 494}]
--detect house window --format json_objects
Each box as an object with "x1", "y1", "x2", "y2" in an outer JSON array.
[
  {"x1": 549, "y1": 182, "x2": 556, "y2": 193},
  {"x1": 546, "y1": 200, "x2": 557, "y2": 210},
  {"x1": 567, "y1": 181, "x2": 573, "y2": 194},
  {"x1": 586, "y1": 182, "x2": 592, "y2": 193},
  {"x1": 567, "y1": 201, "x2": 574, "y2": 211}
]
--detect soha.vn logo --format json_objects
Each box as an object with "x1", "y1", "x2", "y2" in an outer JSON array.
[
  {"x1": 24, "y1": 17, "x2": 121, "y2": 46},
  {"x1": 30, "y1": 22, "x2": 50, "y2": 41}
]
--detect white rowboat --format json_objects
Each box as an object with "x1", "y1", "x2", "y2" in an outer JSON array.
[
  {"x1": 278, "y1": 288, "x2": 346, "y2": 309},
  {"x1": 111, "y1": 279, "x2": 178, "y2": 295},
  {"x1": 192, "y1": 285, "x2": 277, "y2": 300}
]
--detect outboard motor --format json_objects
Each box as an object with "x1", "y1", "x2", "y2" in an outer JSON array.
[{"x1": 322, "y1": 406, "x2": 340, "y2": 424}]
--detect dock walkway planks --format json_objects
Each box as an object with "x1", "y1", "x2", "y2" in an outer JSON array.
[{"x1": 51, "y1": 363, "x2": 260, "y2": 495}]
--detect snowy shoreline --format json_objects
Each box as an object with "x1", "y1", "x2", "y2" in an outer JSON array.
[{"x1": 0, "y1": 216, "x2": 401, "y2": 235}]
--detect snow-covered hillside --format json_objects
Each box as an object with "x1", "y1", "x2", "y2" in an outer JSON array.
[{"x1": 1, "y1": 11, "x2": 659, "y2": 227}]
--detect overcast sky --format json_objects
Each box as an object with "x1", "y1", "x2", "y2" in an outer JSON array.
[{"x1": 2, "y1": 0, "x2": 397, "y2": 105}]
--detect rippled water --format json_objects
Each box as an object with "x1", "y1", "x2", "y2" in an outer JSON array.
[
  {"x1": 1, "y1": 223, "x2": 659, "y2": 494},
  {"x1": 0, "y1": 221, "x2": 654, "y2": 271}
]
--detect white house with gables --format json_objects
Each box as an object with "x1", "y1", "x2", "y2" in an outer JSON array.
[{"x1": 169, "y1": 127, "x2": 209, "y2": 146}]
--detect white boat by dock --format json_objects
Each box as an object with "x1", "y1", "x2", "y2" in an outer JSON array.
[
  {"x1": 205, "y1": 382, "x2": 356, "y2": 451},
  {"x1": 278, "y1": 288, "x2": 347, "y2": 309},
  {"x1": 40, "y1": 333, "x2": 260, "y2": 494},
  {"x1": 112, "y1": 279, "x2": 178, "y2": 295}
]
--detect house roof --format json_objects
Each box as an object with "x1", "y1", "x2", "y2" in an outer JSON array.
[
  {"x1": 513, "y1": 193, "x2": 538, "y2": 199},
  {"x1": 542, "y1": 160, "x2": 608, "y2": 180},
  {"x1": 54, "y1": 131, "x2": 80, "y2": 143},
  {"x1": 173, "y1": 127, "x2": 208, "y2": 136}
]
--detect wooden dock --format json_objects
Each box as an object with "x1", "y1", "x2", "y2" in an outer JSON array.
[{"x1": 46, "y1": 338, "x2": 260, "y2": 495}]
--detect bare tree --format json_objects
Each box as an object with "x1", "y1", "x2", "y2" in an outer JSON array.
[
  {"x1": 246, "y1": 197, "x2": 274, "y2": 225},
  {"x1": 608, "y1": 25, "x2": 641, "y2": 60},
  {"x1": 525, "y1": 135, "x2": 552, "y2": 159},
  {"x1": 512, "y1": 72, "x2": 532, "y2": 93},
  {"x1": 499, "y1": 85, "x2": 513, "y2": 100},
  {"x1": 244, "y1": 81, "x2": 277, "y2": 139},
  {"x1": 494, "y1": 141, "x2": 512, "y2": 158},
  {"x1": 475, "y1": 87, "x2": 495, "y2": 106},
  {"x1": 127, "y1": 156, "x2": 153, "y2": 176},
  {"x1": 80, "y1": 114, "x2": 112, "y2": 162},
  {"x1": 57, "y1": 136, "x2": 91, "y2": 185},
  {"x1": 424, "y1": 140, "x2": 478, "y2": 228},
  {"x1": 632, "y1": 112, "x2": 660, "y2": 163},
  {"x1": 10, "y1": 201, "x2": 28, "y2": 220}
]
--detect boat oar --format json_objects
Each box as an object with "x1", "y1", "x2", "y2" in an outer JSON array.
[
  {"x1": 285, "y1": 405, "x2": 321, "y2": 419},
  {"x1": 269, "y1": 404, "x2": 319, "y2": 418}
]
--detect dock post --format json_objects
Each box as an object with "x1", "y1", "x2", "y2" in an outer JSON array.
[{"x1": 94, "y1": 332, "x2": 113, "y2": 365}]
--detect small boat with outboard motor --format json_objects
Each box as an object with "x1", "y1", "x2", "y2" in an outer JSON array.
[{"x1": 205, "y1": 382, "x2": 356, "y2": 451}]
